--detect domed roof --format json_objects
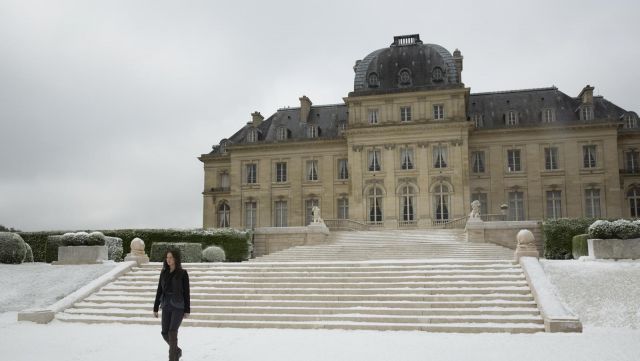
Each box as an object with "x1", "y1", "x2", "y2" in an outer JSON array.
[{"x1": 352, "y1": 34, "x2": 462, "y2": 95}]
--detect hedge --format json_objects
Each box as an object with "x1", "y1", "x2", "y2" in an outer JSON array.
[
  {"x1": 571, "y1": 234, "x2": 589, "y2": 259},
  {"x1": 542, "y1": 218, "x2": 596, "y2": 259},
  {"x1": 151, "y1": 243, "x2": 203, "y2": 263},
  {"x1": 19, "y1": 228, "x2": 252, "y2": 263}
]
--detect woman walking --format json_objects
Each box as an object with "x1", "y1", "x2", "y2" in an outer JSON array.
[{"x1": 153, "y1": 249, "x2": 190, "y2": 361}]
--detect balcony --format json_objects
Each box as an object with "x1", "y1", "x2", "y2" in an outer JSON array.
[
  {"x1": 210, "y1": 187, "x2": 230, "y2": 193},
  {"x1": 620, "y1": 169, "x2": 640, "y2": 176}
]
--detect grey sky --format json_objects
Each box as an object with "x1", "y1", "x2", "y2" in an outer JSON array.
[{"x1": 1, "y1": 0, "x2": 639, "y2": 231}]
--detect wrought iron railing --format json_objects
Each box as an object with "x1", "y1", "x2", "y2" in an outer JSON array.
[
  {"x1": 481, "y1": 213, "x2": 508, "y2": 221},
  {"x1": 431, "y1": 216, "x2": 468, "y2": 229},
  {"x1": 210, "y1": 187, "x2": 231, "y2": 193}
]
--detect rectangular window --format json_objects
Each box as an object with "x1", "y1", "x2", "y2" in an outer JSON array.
[
  {"x1": 307, "y1": 126, "x2": 317, "y2": 138},
  {"x1": 543, "y1": 108, "x2": 555, "y2": 123},
  {"x1": 276, "y1": 162, "x2": 287, "y2": 182},
  {"x1": 433, "y1": 104, "x2": 444, "y2": 120},
  {"x1": 508, "y1": 191, "x2": 525, "y2": 221},
  {"x1": 626, "y1": 150, "x2": 639, "y2": 173},
  {"x1": 306, "y1": 160, "x2": 318, "y2": 181},
  {"x1": 245, "y1": 201, "x2": 257, "y2": 228},
  {"x1": 245, "y1": 164, "x2": 257, "y2": 184},
  {"x1": 305, "y1": 199, "x2": 319, "y2": 225},
  {"x1": 400, "y1": 106, "x2": 412, "y2": 122},
  {"x1": 274, "y1": 201, "x2": 288, "y2": 227},
  {"x1": 546, "y1": 190, "x2": 562, "y2": 219},
  {"x1": 507, "y1": 149, "x2": 521, "y2": 172},
  {"x1": 585, "y1": 189, "x2": 601, "y2": 218},
  {"x1": 583, "y1": 145, "x2": 597, "y2": 168},
  {"x1": 338, "y1": 159, "x2": 349, "y2": 179},
  {"x1": 400, "y1": 147, "x2": 414, "y2": 170},
  {"x1": 471, "y1": 193, "x2": 488, "y2": 216},
  {"x1": 433, "y1": 145, "x2": 447, "y2": 168},
  {"x1": 625, "y1": 116, "x2": 638, "y2": 129},
  {"x1": 545, "y1": 147, "x2": 559, "y2": 170},
  {"x1": 337, "y1": 198, "x2": 349, "y2": 219},
  {"x1": 368, "y1": 149, "x2": 381, "y2": 172},
  {"x1": 581, "y1": 107, "x2": 593, "y2": 121},
  {"x1": 220, "y1": 173, "x2": 230, "y2": 188},
  {"x1": 368, "y1": 109, "x2": 379, "y2": 124},
  {"x1": 471, "y1": 151, "x2": 485, "y2": 173}
]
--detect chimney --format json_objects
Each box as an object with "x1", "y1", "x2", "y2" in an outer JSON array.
[
  {"x1": 299, "y1": 95, "x2": 312, "y2": 123},
  {"x1": 578, "y1": 85, "x2": 595, "y2": 104},
  {"x1": 251, "y1": 111, "x2": 264, "y2": 126},
  {"x1": 453, "y1": 49, "x2": 463, "y2": 84}
]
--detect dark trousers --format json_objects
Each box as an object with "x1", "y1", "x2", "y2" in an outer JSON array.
[{"x1": 161, "y1": 304, "x2": 184, "y2": 360}]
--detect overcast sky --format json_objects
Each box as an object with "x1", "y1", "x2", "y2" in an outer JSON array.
[{"x1": 1, "y1": 0, "x2": 639, "y2": 231}]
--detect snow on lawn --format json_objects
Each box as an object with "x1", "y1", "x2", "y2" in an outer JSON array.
[
  {"x1": 541, "y1": 259, "x2": 640, "y2": 328},
  {"x1": 0, "y1": 262, "x2": 117, "y2": 312}
]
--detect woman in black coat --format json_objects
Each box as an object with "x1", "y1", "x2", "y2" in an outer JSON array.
[{"x1": 153, "y1": 249, "x2": 190, "y2": 361}]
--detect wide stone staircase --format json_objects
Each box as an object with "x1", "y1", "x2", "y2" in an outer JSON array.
[{"x1": 56, "y1": 230, "x2": 545, "y2": 333}]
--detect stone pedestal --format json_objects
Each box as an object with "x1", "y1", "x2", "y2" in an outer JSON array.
[
  {"x1": 588, "y1": 238, "x2": 640, "y2": 260},
  {"x1": 465, "y1": 219, "x2": 485, "y2": 243},
  {"x1": 53, "y1": 245, "x2": 108, "y2": 265}
]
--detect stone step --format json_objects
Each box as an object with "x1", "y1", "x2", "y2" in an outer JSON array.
[
  {"x1": 72, "y1": 302, "x2": 540, "y2": 316},
  {"x1": 83, "y1": 296, "x2": 537, "y2": 309},
  {"x1": 55, "y1": 314, "x2": 544, "y2": 333},
  {"x1": 92, "y1": 291, "x2": 534, "y2": 302},
  {"x1": 61, "y1": 308, "x2": 543, "y2": 325},
  {"x1": 117, "y1": 275, "x2": 526, "y2": 283}
]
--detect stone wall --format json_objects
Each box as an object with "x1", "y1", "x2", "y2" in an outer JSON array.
[
  {"x1": 467, "y1": 221, "x2": 543, "y2": 253},
  {"x1": 252, "y1": 224, "x2": 330, "y2": 257}
]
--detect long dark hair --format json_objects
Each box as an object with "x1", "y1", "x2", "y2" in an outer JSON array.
[{"x1": 162, "y1": 248, "x2": 183, "y2": 272}]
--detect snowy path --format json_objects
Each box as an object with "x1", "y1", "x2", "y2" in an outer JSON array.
[{"x1": 1, "y1": 312, "x2": 639, "y2": 361}]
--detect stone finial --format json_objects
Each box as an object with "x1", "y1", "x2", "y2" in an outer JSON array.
[
  {"x1": 125, "y1": 237, "x2": 149, "y2": 265},
  {"x1": 514, "y1": 229, "x2": 539, "y2": 261}
]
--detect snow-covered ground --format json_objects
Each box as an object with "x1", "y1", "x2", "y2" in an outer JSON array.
[
  {"x1": 0, "y1": 259, "x2": 639, "y2": 361},
  {"x1": 0, "y1": 262, "x2": 117, "y2": 312}
]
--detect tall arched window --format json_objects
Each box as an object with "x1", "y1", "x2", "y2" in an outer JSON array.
[
  {"x1": 368, "y1": 186, "x2": 384, "y2": 224},
  {"x1": 400, "y1": 185, "x2": 416, "y2": 223},
  {"x1": 433, "y1": 184, "x2": 450, "y2": 222},
  {"x1": 218, "y1": 202, "x2": 230, "y2": 228},
  {"x1": 628, "y1": 187, "x2": 640, "y2": 217}
]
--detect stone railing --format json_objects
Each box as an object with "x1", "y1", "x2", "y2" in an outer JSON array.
[
  {"x1": 324, "y1": 219, "x2": 370, "y2": 231},
  {"x1": 432, "y1": 216, "x2": 468, "y2": 229},
  {"x1": 398, "y1": 220, "x2": 418, "y2": 228},
  {"x1": 481, "y1": 213, "x2": 507, "y2": 222}
]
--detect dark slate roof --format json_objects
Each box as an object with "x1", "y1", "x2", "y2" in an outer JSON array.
[
  {"x1": 351, "y1": 34, "x2": 462, "y2": 96},
  {"x1": 468, "y1": 87, "x2": 629, "y2": 128},
  {"x1": 207, "y1": 87, "x2": 636, "y2": 155}
]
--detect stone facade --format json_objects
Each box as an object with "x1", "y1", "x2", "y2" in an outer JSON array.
[{"x1": 199, "y1": 34, "x2": 640, "y2": 229}]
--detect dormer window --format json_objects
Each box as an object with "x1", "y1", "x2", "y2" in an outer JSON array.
[
  {"x1": 432, "y1": 67, "x2": 444, "y2": 82},
  {"x1": 473, "y1": 114, "x2": 484, "y2": 128},
  {"x1": 219, "y1": 140, "x2": 229, "y2": 153},
  {"x1": 247, "y1": 129, "x2": 258, "y2": 143},
  {"x1": 506, "y1": 111, "x2": 518, "y2": 126},
  {"x1": 542, "y1": 108, "x2": 555, "y2": 123},
  {"x1": 307, "y1": 125, "x2": 318, "y2": 138},
  {"x1": 338, "y1": 121, "x2": 347, "y2": 132},
  {"x1": 277, "y1": 127, "x2": 288, "y2": 140},
  {"x1": 398, "y1": 69, "x2": 412, "y2": 86},
  {"x1": 625, "y1": 114, "x2": 638, "y2": 129},
  {"x1": 580, "y1": 106, "x2": 594, "y2": 121},
  {"x1": 367, "y1": 73, "x2": 379, "y2": 88}
]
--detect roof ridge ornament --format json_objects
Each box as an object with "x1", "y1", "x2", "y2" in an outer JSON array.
[{"x1": 391, "y1": 34, "x2": 422, "y2": 47}]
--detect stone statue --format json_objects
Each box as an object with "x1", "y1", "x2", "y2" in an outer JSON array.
[
  {"x1": 312, "y1": 205, "x2": 323, "y2": 223},
  {"x1": 469, "y1": 200, "x2": 481, "y2": 219}
]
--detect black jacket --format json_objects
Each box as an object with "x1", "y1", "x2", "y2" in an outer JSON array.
[{"x1": 153, "y1": 268, "x2": 190, "y2": 314}]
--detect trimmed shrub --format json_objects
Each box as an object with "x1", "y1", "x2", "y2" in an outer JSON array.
[
  {"x1": 543, "y1": 218, "x2": 595, "y2": 259},
  {"x1": 23, "y1": 242, "x2": 34, "y2": 262},
  {"x1": 588, "y1": 220, "x2": 614, "y2": 239},
  {"x1": 0, "y1": 232, "x2": 27, "y2": 264},
  {"x1": 571, "y1": 234, "x2": 589, "y2": 259},
  {"x1": 101, "y1": 228, "x2": 251, "y2": 262},
  {"x1": 45, "y1": 232, "x2": 107, "y2": 263},
  {"x1": 150, "y1": 242, "x2": 202, "y2": 263},
  {"x1": 202, "y1": 246, "x2": 226, "y2": 262},
  {"x1": 105, "y1": 236, "x2": 124, "y2": 262},
  {"x1": 611, "y1": 219, "x2": 640, "y2": 239},
  {"x1": 19, "y1": 231, "x2": 59, "y2": 262}
]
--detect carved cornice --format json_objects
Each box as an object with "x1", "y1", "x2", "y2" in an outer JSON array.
[
  {"x1": 384, "y1": 143, "x2": 396, "y2": 150},
  {"x1": 352, "y1": 145, "x2": 364, "y2": 152}
]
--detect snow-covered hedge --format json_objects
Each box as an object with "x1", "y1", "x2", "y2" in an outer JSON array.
[
  {"x1": 0, "y1": 232, "x2": 27, "y2": 264},
  {"x1": 104, "y1": 236, "x2": 124, "y2": 262},
  {"x1": 150, "y1": 242, "x2": 203, "y2": 263},
  {"x1": 588, "y1": 219, "x2": 640, "y2": 240},
  {"x1": 202, "y1": 245, "x2": 226, "y2": 262},
  {"x1": 46, "y1": 232, "x2": 107, "y2": 263},
  {"x1": 23, "y1": 243, "x2": 34, "y2": 263},
  {"x1": 542, "y1": 218, "x2": 595, "y2": 259}
]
